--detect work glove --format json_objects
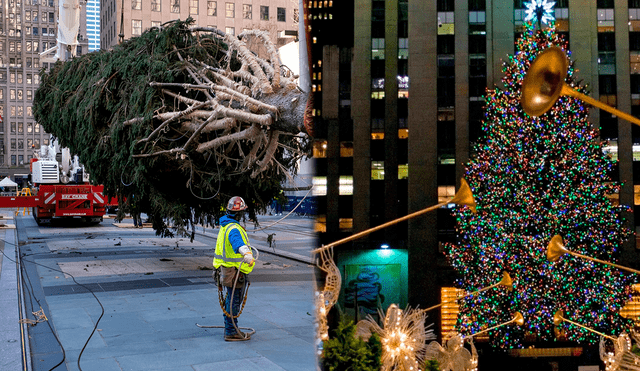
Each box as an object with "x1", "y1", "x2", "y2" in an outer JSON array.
[{"x1": 239, "y1": 245, "x2": 255, "y2": 266}]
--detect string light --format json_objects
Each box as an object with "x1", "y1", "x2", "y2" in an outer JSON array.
[
  {"x1": 444, "y1": 23, "x2": 633, "y2": 348},
  {"x1": 357, "y1": 304, "x2": 435, "y2": 370}
]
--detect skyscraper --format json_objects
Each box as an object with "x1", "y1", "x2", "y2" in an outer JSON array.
[
  {"x1": 0, "y1": 0, "x2": 88, "y2": 179},
  {"x1": 86, "y1": 0, "x2": 100, "y2": 51},
  {"x1": 100, "y1": 0, "x2": 298, "y2": 51},
  {"x1": 313, "y1": 0, "x2": 640, "y2": 364}
]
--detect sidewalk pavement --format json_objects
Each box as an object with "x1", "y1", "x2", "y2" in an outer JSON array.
[
  {"x1": 196, "y1": 213, "x2": 317, "y2": 265},
  {"x1": 42, "y1": 275, "x2": 316, "y2": 371},
  {"x1": 6, "y1": 212, "x2": 318, "y2": 371},
  {"x1": 0, "y1": 213, "x2": 23, "y2": 370}
]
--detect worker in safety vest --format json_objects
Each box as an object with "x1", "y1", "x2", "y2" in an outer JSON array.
[{"x1": 213, "y1": 196, "x2": 256, "y2": 341}]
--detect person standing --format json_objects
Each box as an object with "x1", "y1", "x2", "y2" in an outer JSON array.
[
  {"x1": 213, "y1": 196, "x2": 256, "y2": 341},
  {"x1": 131, "y1": 194, "x2": 142, "y2": 228}
]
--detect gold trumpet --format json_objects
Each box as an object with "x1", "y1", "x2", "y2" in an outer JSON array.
[
  {"x1": 467, "y1": 311, "x2": 525, "y2": 338},
  {"x1": 546, "y1": 235, "x2": 640, "y2": 275},
  {"x1": 521, "y1": 46, "x2": 640, "y2": 127},
  {"x1": 423, "y1": 271, "x2": 513, "y2": 313},
  {"x1": 311, "y1": 178, "x2": 477, "y2": 254},
  {"x1": 553, "y1": 310, "x2": 616, "y2": 341}
]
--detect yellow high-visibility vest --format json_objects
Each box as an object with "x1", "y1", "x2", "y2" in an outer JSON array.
[{"x1": 213, "y1": 223, "x2": 254, "y2": 274}]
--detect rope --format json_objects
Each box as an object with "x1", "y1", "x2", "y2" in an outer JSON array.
[
  {"x1": 216, "y1": 271, "x2": 250, "y2": 319},
  {"x1": 197, "y1": 247, "x2": 259, "y2": 338},
  {"x1": 248, "y1": 187, "x2": 313, "y2": 233}
]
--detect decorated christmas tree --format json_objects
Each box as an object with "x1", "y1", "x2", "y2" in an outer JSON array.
[{"x1": 445, "y1": 24, "x2": 634, "y2": 348}]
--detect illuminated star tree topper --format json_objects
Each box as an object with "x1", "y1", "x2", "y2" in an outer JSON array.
[{"x1": 525, "y1": 0, "x2": 556, "y2": 26}]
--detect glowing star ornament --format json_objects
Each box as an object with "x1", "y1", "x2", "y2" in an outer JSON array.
[
  {"x1": 356, "y1": 304, "x2": 435, "y2": 371},
  {"x1": 524, "y1": 0, "x2": 556, "y2": 26}
]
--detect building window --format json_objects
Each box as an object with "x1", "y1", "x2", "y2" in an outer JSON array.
[
  {"x1": 225, "y1": 2, "x2": 234, "y2": 17},
  {"x1": 277, "y1": 7, "x2": 285, "y2": 22},
  {"x1": 469, "y1": 11, "x2": 485, "y2": 24},
  {"x1": 151, "y1": 0, "x2": 161, "y2": 11},
  {"x1": 437, "y1": 12, "x2": 454, "y2": 35},
  {"x1": 398, "y1": 164, "x2": 408, "y2": 179},
  {"x1": 598, "y1": 32, "x2": 616, "y2": 51},
  {"x1": 555, "y1": 7, "x2": 569, "y2": 32},
  {"x1": 17, "y1": 90, "x2": 22, "y2": 100},
  {"x1": 190, "y1": 0, "x2": 198, "y2": 14},
  {"x1": 11, "y1": 155, "x2": 15, "y2": 166},
  {"x1": 599, "y1": 50, "x2": 616, "y2": 74},
  {"x1": 207, "y1": 0, "x2": 216, "y2": 15},
  {"x1": 225, "y1": 26, "x2": 235, "y2": 35},
  {"x1": 260, "y1": 5, "x2": 268, "y2": 20},
  {"x1": 132, "y1": 0, "x2": 141, "y2": 10},
  {"x1": 312, "y1": 177, "x2": 327, "y2": 196},
  {"x1": 339, "y1": 176, "x2": 353, "y2": 195},
  {"x1": 243, "y1": 4, "x2": 251, "y2": 19},
  {"x1": 372, "y1": 38, "x2": 385, "y2": 60},
  {"x1": 132, "y1": 20, "x2": 142, "y2": 35},
  {"x1": 313, "y1": 140, "x2": 327, "y2": 158},
  {"x1": 597, "y1": 8, "x2": 615, "y2": 32},
  {"x1": 398, "y1": 38, "x2": 408, "y2": 59},
  {"x1": 27, "y1": 90, "x2": 32, "y2": 100},
  {"x1": 340, "y1": 142, "x2": 353, "y2": 157},
  {"x1": 151, "y1": 21, "x2": 161, "y2": 28},
  {"x1": 9, "y1": 89, "x2": 14, "y2": 100},
  {"x1": 171, "y1": 0, "x2": 180, "y2": 12},
  {"x1": 371, "y1": 161, "x2": 384, "y2": 180},
  {"x1": 49, "y1": 12, "x2": 54, "y2": 23}
]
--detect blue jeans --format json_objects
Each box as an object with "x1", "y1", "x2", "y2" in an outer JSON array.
[{"x1": 224, "y1": 285, "x2": 244, "y2": 336}]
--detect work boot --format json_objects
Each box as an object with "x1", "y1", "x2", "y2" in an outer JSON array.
[{"x1": 224, "y1": 331, "x2": 251, "y2": 342}]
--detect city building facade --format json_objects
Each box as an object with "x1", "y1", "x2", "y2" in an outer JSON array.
[
  {"x1": 312, "y1": 0, "x2": 640, "y2": 350},
  {"x1": 100, "y1": 0, "x2": 299, "y2": 50},
  {"x1": 87, "y1": 0, "x2": 100, "y2": 51},
  {"x1": 0, "y1": 0, "x2": 88, "y2": 181}
]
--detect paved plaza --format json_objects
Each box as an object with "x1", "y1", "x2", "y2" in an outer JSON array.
[{"x1": 0, "y1": 212, "x2": 318, "y2": 371}]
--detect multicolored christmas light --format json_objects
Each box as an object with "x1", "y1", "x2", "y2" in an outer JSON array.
[{"x1": 445, "y1": 24, "x2": 634, "y2": 348}]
